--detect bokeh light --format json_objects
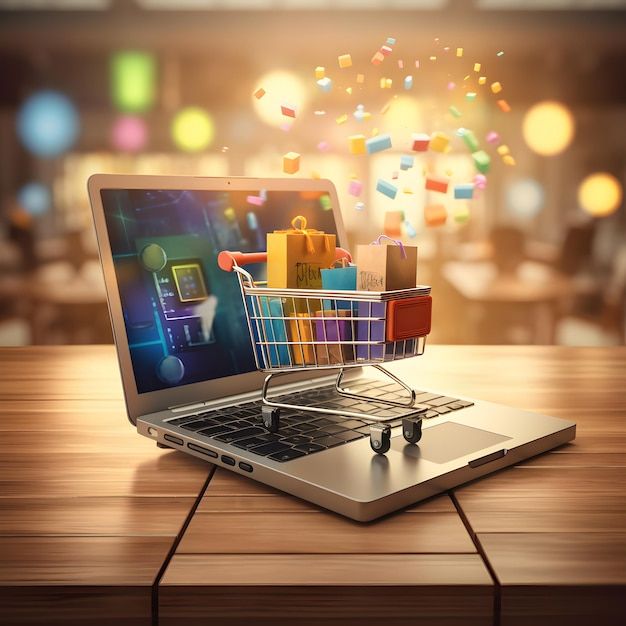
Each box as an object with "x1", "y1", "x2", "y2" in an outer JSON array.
[
  {"x1": 171, "y1": 107, "x2": 214, "y2": 152},
  {"x1": 111, "y1": 115, "x2": 148, "y2": 152},
  {"x1": 17, "y1": 182, "x2": 51, "y2": 216},
  {"x1": 578, "y1": 172, "x2": 622, "y2": 217},
  {"x1": 110, "y1": 51, "x2": 156, "y2": 113},
  {"x1": 252, "y1": 70, "x2": 308, "y2": 128},
  {"x1": 506, "y1": 178, "x2": 545, "y2": 218},
  {"x1": 16, "y1": 90, "x2": 79, "y2": 157},
  {"x1": 523, "y1": 100, "x2": 575, "y2": 156}
]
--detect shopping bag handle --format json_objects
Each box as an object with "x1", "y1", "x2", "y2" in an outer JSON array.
[{"x1": 218, "y1": 247, "x2": 352, "y2": 272}]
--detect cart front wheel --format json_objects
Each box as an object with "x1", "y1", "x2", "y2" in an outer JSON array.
[
  {"x1": 370, "y1": 424, "x2": 391, "y2": 455},
  {"x1": 262, "y1": 406, "x2": 280, "y2": 433},
  {"x1": 402, "y1": 417, "x2": 423, "y2": 444}
]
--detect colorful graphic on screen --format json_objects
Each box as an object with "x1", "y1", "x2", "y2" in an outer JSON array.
[{"x1": 101, "y1": 187, "x2": 337, "y2": 393}]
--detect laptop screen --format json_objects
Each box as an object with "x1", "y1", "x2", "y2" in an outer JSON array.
[{"x1": 101, "y1": 188, "x2": 338, "y2": 394}]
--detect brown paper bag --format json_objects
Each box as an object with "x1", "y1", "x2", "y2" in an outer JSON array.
[{"x1": 356, "y1": 235, "x2": 417, "y2": 291}]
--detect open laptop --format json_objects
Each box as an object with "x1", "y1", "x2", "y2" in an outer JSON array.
[{"x1": 88, "y1": 174, "x2": 575, "y2": 521}]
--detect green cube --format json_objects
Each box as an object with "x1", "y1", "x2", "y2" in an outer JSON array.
[
  {"x1": 472, "y1": 150, "x2": 491, "y2": 174},
  {"x1": 462, "y1": 129, "x2": 480, "y2": 152},
  {"x1": 448, "y1": 105, "x2": 462, "y2": 118}
]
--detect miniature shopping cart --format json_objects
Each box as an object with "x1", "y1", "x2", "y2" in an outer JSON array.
[{"x1": 218, "y1": 248, "x2": 432, "y2": 454}]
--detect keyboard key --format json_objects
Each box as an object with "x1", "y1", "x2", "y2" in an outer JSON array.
[
  {"x1": 276, "y1": 427, "x2": 300, "y2": 437},
  {"x1": 249, "y1": 441, "x2": 292, "y2": 456},
  {"x1": 309, "y1": 417, "x2": 335, "y2": 427},
  {"x1": 457, "y1": 400, "x2": 474, "y2": 407},
  {"x1": 426, "y1": 396, "x2": 458, "y2": 407},
  {"x1": 281, "y1": 435, "x2": 312, "y2": 446},
  {"x1": 424, "y1": 410, "x2": 439, "y2": 419},
  {"x1": 295, "y1": 442, "x2": 326, "y2": 454},
  {"x1": 434, "y1": 406, "x2": 452, "y2": 414},
  {"x1": 339, "y1": 419, "x2": 367, "y2": 430},
  {"x1": 323, "y1": 424, "x2": 350, "y2": 435},
  {"x1": 312, "y1": 435, "x2": 344, "y2": 448},
  {"x1": 268, "y1": 448, "x2": 307, "y2": 462},
  {"x1": 232, "y1": 436, "x2": 269, "y2": 450},
  {"x1": 413, "y1": 393, "x2": 442, "y2": 403},
  {"x1": 214, "y1": 426, "x2": 266, "y2": 443},
  {"x1": 334, "y1": 431, "x2": 365, "y2": 443},
  {"x1": 181, "y1": 419, "x2": 217, "y2": 431},
  {"x1": 447, "y1": 402, "x2": 464, "y2": 410},
  {"x1": 167, "y1": 415, "x2": 201, "y2": 426},
  {"x1": 356, "y1": 425, "x2": 373, "y2": 435},
  {"x1": 292, "y1": 422, "x2": 318, "y2": 433},
  {"x1": 197, "y1": 424, "x2": 235, "y2": 437}
]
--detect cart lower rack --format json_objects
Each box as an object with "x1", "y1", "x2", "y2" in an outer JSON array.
[{"x1": 218, "y1": 248, "x2": 433, "y2": 454}]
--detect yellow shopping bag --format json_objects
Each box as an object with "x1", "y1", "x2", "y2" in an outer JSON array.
[{"x1": 267, "y1": 215, "x2": 336, "y2": 289}]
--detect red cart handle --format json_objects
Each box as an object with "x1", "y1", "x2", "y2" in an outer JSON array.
[{"x1": 218, "y1": 247, "x2": 352, "y2": 272}]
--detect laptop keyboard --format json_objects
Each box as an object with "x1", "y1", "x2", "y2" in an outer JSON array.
[{"x1": 166, "y1": 380, "x2": 473, "y2": 463}]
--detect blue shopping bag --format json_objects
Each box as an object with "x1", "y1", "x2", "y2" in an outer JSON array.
[{"x1": 321, "y1": 260, "x2": 357, "y2": 311}]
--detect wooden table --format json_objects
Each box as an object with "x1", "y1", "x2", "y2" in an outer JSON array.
[{"x1": 1, "y1": 346, "x2": 624, "y2": 625}]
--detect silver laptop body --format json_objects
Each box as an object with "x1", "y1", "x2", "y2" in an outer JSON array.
[{"x1": 88, "y1": 174, "x2": 575, "y2": 521}]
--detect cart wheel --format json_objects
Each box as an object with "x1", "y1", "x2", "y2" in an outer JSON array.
[
  {"x1": 262, "y1": 406, "x2": 280, "y2": 433},
  {"x1": 402, "y1": 417, "x2": 423, "y2": 444},
  {"x1": 370, "y1": 424, "x2": 391, "y2": 455}
]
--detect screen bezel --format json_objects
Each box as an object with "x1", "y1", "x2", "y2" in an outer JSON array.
[{"x1": 88, "y1": 174, "x2": 347, "y2": 425}]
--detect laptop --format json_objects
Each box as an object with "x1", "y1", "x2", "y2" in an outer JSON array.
[{"x1": 88, "y1": 174, "x2": 575, "y2": 521}]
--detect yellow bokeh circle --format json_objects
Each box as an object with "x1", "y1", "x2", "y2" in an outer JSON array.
[
  {"x1": 578, "y1": 172, "x2": 622, "y2": 217},
  {"x1": 252, "y1": 70, "x2": 308, "y2": 128},
  {"x1": 523, "y1": 101, "x2": 575, "y2": 156},
  {"x1": 171, "y1": 107, "x2": 214, "y2": 152}
]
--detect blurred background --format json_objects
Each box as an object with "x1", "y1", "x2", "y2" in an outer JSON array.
[{"x1": 0, "y1": 0, "x2": 625, "y2": 347}]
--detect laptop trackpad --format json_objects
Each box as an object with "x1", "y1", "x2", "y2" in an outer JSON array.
[{"x1": 393, "y1": 422, "x2": 512, "y2": 464}]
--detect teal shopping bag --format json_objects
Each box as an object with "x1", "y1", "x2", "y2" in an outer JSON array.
[{"x1": 321, "y1": 260, "x2": 357, "y2": 311}]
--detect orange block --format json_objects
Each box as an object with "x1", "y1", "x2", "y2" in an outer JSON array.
[
  {"x1": 497, "y1": 99, "x2": 511, "y2": 113},
  {"x1": 424, "y1": 204, "x2": 447, "y2": 227},
  {"x1": 283, "y1": 152, "x2": 300, "y2": 174}
]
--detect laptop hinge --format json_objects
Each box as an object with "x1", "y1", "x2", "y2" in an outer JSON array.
[{"x1": 166, "y1": 371, "x2": 348, "y2": 414}]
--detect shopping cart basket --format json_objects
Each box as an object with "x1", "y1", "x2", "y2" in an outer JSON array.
[{"x1": 218, "y1": 248, "x2": 432, "y2": 454}]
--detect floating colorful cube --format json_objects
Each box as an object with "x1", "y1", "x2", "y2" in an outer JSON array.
[
  {"x1": 376, "y1": 179, "x2": 398, "y2": 200},
  {"x1": 283, "y1": 152, "x2": 300, "y2": 175},
  {"x1": 348, "y1": 134, "x2": 366, "y2": 155},
  {"x1": 316, "y1": 77, "x2": 332, "y2": 92},
  {"x1": 412, "y1": 133, "x2": 430, "y2": 152},
  {"x1": 338, "y1": 54, "x2": 352, "y2": 69},
  {"x1": 366, "y1": 133, "x2": 392, "y2": 154},
  {"x1": 424, "y1": 204, "x2": 447, "y2": 227},
  {"x1": 429, "y1": 131, "x2": 450, "y2": 153},
  {"x1": 400, "y1": 155, "x2": 415, "y2": 170},
  {"x1": 425, "y1": 176, "x2": 449, "y2": 193},
  {"x1": 472, "y1": 150, "x2": 491, "y2": 174},
  {"x1": 461, "y1": 129, "x2": 480, "y2": 152},
  {"x1": 314, "y1": 66, "x2": 325, "y2": 79},
  {"x1": 348, "y1": 179, "x2": 363, "y2": 196},
  {"x1": 454, "y1": 184, "x2": 474, "y2": 200}
]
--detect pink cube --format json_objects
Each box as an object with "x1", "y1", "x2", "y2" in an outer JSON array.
[
  {"x1": 348, "y1": 180, "x2": 363, "y2": 197},
  {"x1": 486, "y1": 131, "x2": 500, "y2": 144}
]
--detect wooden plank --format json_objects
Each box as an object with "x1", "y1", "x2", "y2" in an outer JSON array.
[
  {"x1": 0, "y1": 496, "x2": 198, "y2": 536},
  {"x1": 0, "y1": 346, "x2": 210, "y2": 625},
  {"x1": 0, "y1": 536, "x2": 173, "y2": 585},
  {"x1": 162, "y1": 553, "x2": 492, "y2": 585},
  {"x1": 178, "y1": 509, "x2": 476, "y2": 554},
  {"x1": 478, "y1": 533, "x2": 626, "y2": 626},
  {"x1": 160, "y1": 555, "x2": 493, "y2": 626}
]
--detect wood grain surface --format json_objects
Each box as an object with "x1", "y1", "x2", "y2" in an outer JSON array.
[
  {"x1": 0, "y1": 346, "x2": 211, "y2": 626},
  {"x1": 2, "y1": 345, "x2": 626, "y2": 626}
]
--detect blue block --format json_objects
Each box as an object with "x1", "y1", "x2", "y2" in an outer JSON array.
[
  {"x1": 252, "y1": 296, "x2": 291, "y2": 368},
  {"x1": 321, "y1": 265, "x2": 357, "y2": 311},
  {"x1": 376, "y1": 179, "x2": 398, "y2": 200},
  {"x1": 400, "y1": 155, "x2": 414, "y2": 170},
  {"x1": 404, "y1": 75, "x2": 413, "y2": 90},
  {"x1": 366, "y1": 134, "x2": 392, "y2": 154},
  {"x1": 454, "y1": 184, "x2": 474, "y2": 199},
  {"x1": 386, "y1": 37, "x2": 396, "y2": 45}
]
